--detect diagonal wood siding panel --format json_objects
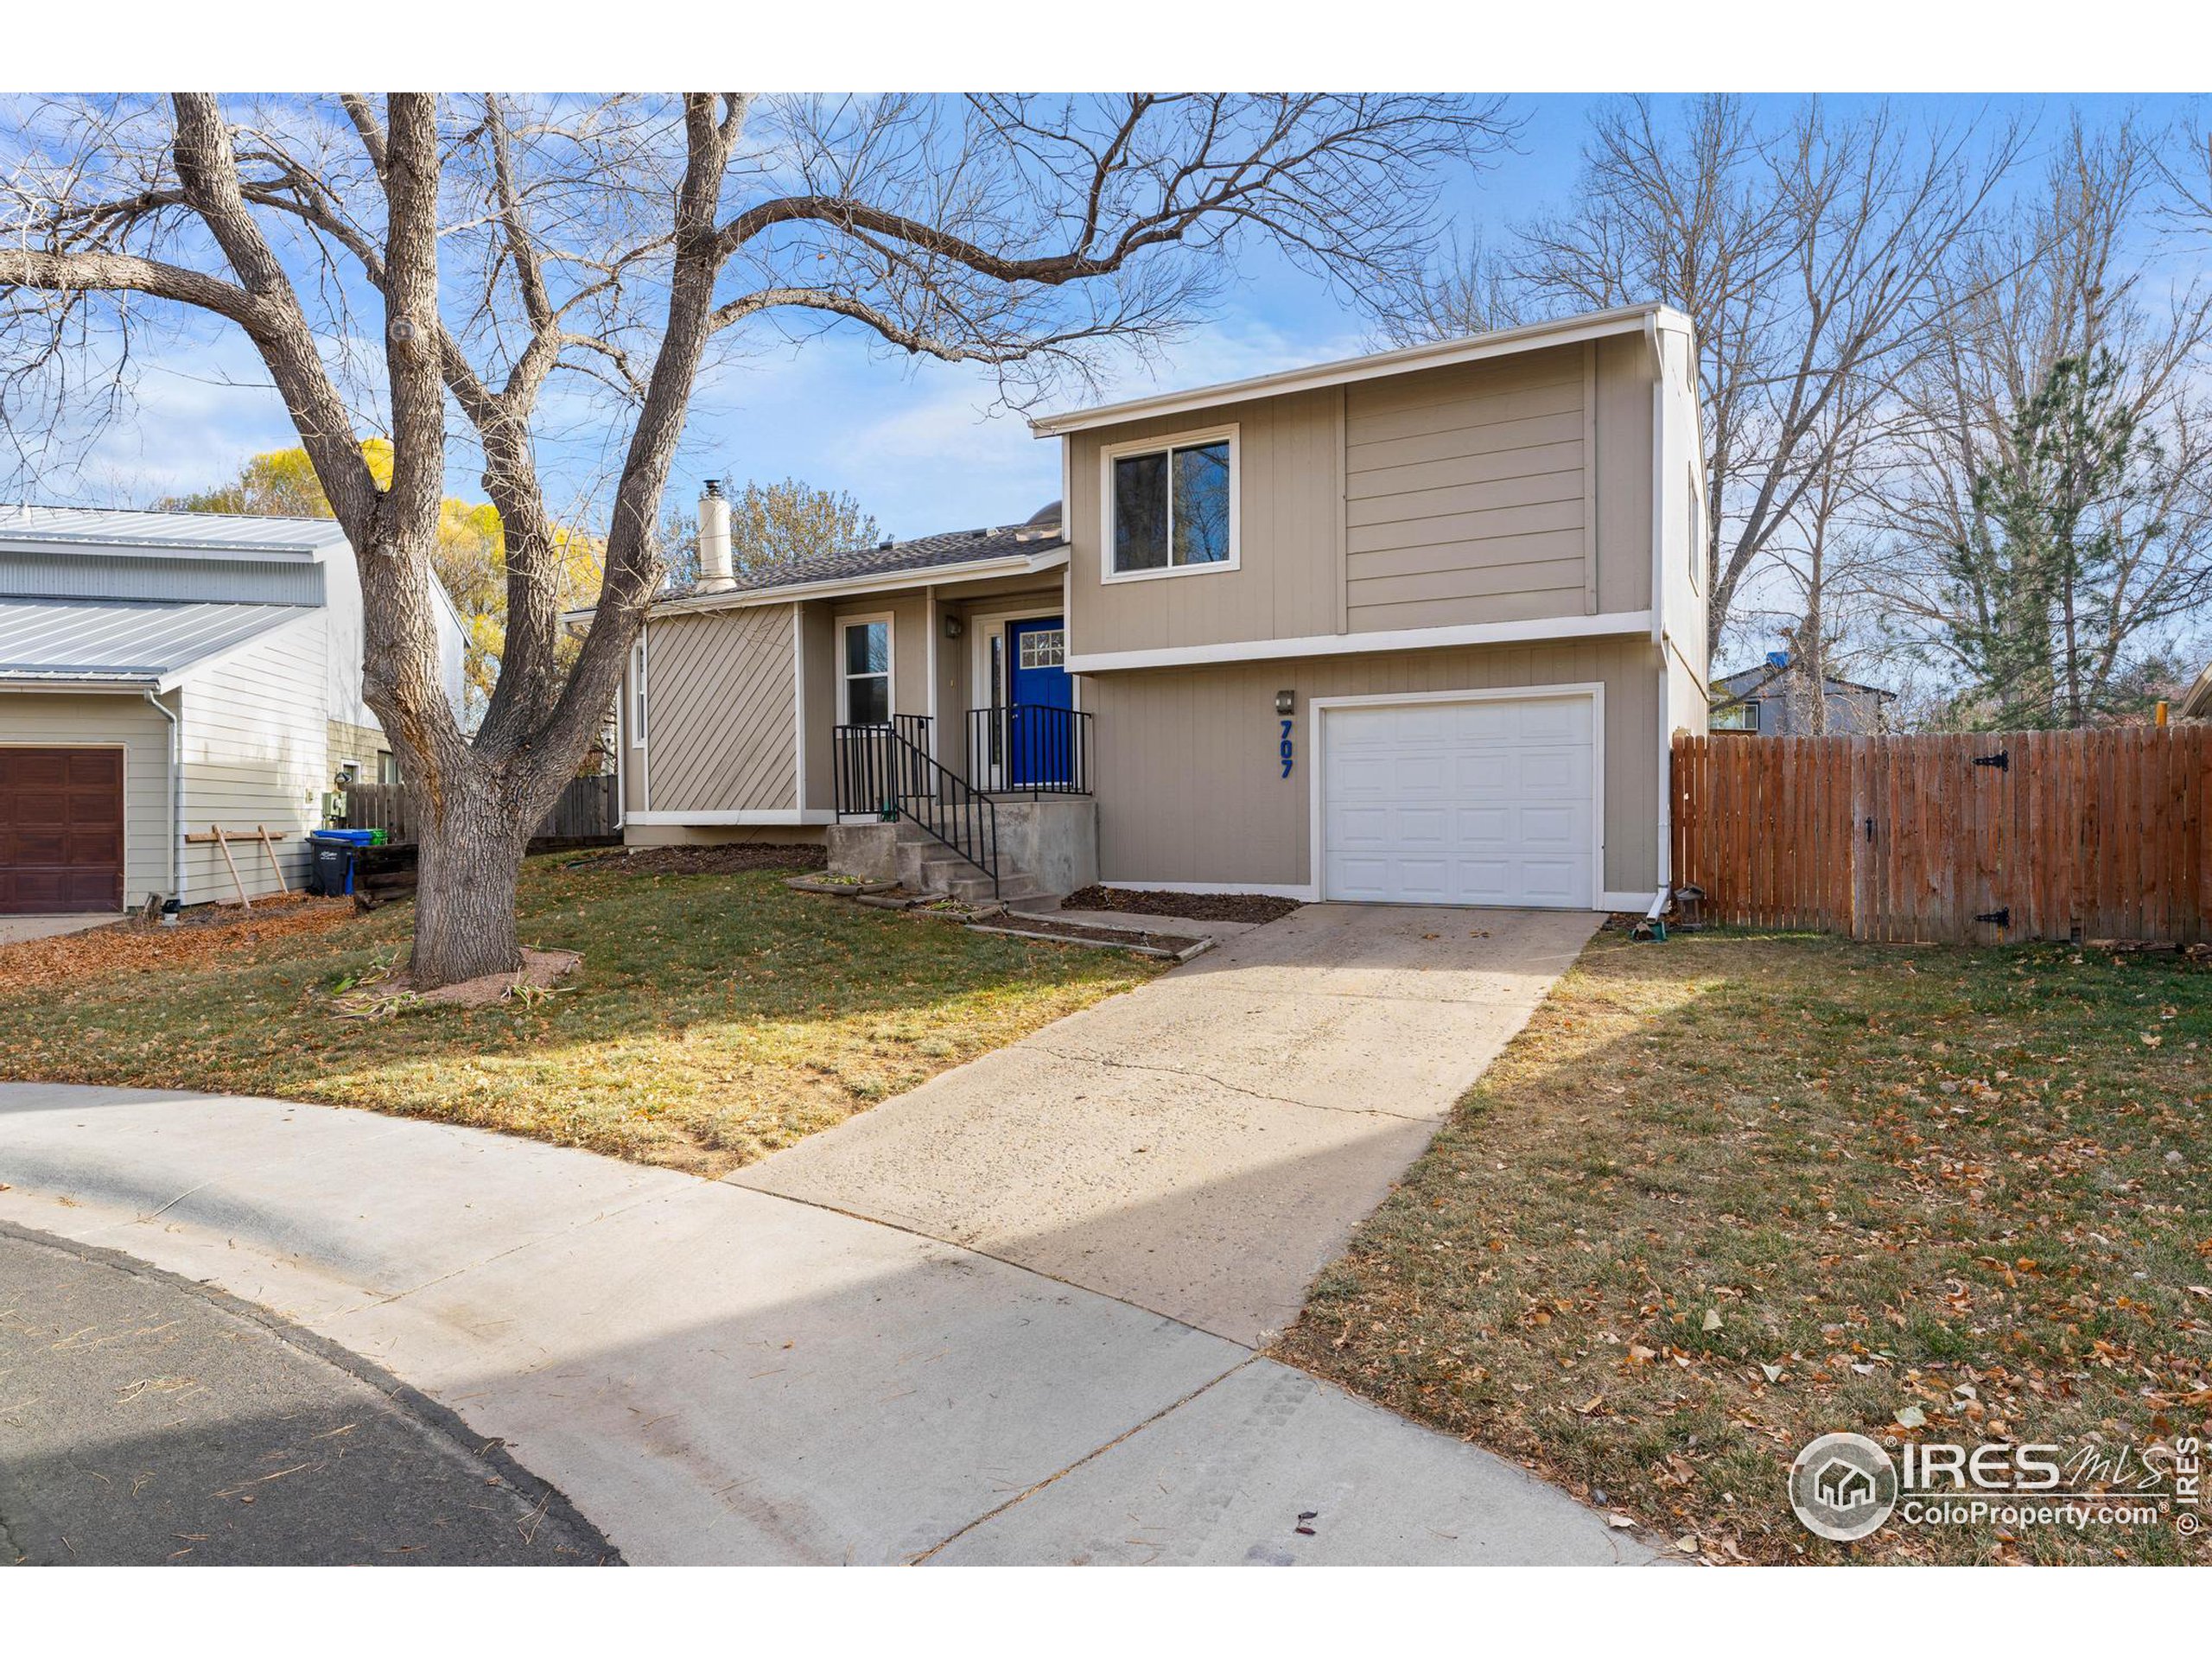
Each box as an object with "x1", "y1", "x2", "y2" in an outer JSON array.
[
  {"x1": 1671, "y1": 728, "x2": 2212, "y2": 944},
  {"x1": 645, "y1": 606, "x2": 798, "y2": 813}
]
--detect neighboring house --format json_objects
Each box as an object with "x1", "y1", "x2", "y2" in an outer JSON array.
[
  {"x1": 1712, "y1": 658, "x2": 1895, "y2": 737},
  {"x1": 2180, "y1": 658, "x2": 2212, "y2": 722},
  {"x1": 0, "y1": 507, "x2": 467, "y2": 913},
  {"x1": 606, "y1": 302, "x2": 1709, "y2": 912}
]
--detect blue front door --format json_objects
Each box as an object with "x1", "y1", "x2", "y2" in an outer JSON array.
[{"x1": 1004, "y1": 616, "x2": 1071, "y2": 787}]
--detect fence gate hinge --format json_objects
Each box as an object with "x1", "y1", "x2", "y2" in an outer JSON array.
[
  {"x1": 1975, "y1": 907, "x2": 2011, "y2": 928},
  {"x1": 1973, "y1": 750, "x2": 2010, "y2": 772}
]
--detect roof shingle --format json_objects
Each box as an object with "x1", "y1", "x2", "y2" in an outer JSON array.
[{"x1": 662, "y1": 517, "x2": 1065, "y2": 604}]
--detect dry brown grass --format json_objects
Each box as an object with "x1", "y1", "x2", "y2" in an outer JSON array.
[
  {"x1": 1276, "y1": 928, "x2": 2212, "y2": 1566},
  {"x1": 0, "y1": 854, "x2": 1156, "y2": 1175}
]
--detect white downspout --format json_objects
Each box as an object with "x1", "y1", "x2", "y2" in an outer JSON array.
[{"x1": 144, "y1": 687, "x2": 181, "y2": 909}]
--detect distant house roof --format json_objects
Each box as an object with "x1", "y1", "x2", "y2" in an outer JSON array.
[
  {"x1": 0, "y1": 596, "x2": 315, "y2": 688},
  {"x1": 2181, "y1": 659, "x2": 2212, "y2": 721},
  {"x1": 0, "y1": 505, "x2": 344, "y2": 556},
  {"x1": 644, "y1": 512, "x2": 1068, "y2": 614},
  {"x1": 1715, "y1": 664, "x2": 1896, "y2": 702}
]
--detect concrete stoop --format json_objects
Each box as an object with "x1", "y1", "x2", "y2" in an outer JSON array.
[{"x1": 827, "y1": 797, "x2": 1097, "y2": 908}]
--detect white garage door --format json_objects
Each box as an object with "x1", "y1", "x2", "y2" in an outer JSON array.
[{"x1": 1321, "y1": 695, "x2": 1596, "y2": 908}]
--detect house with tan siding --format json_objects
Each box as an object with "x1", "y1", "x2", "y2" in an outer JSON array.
[{"x1": 611, "y1": 302, "x2": 1709, "y2": 912}]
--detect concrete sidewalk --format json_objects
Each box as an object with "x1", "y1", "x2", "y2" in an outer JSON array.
[
  {"x1": 737, "y1": 904, "x2": 1599, "y2": 1345},
  {"x1": 0, "y1": 1080, "x2": 1648, "y2": 1566}
]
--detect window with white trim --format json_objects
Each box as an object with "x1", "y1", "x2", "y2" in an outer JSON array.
[
  {"x1": 1106, "y1": 431, "x2": 1235, "y2": 575},
  {"x1": 1711, "y1": 699, "x2": 1758, "y2": 732},
  {"x1": 842, "y1": 618, "x2": 891, "y2": 725},
  {"x1": 630, "y1": 639, "x2": 648, "y2": 747},
  {"x1": 1687, "y1": 465, "x2": 1703, "y2": 594}
]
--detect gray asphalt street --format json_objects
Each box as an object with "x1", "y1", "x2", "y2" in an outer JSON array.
[{"x1": 0, "y1": 1223, "x2": 617, "y2": 1566}]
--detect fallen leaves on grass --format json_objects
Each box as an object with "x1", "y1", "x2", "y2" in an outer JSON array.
[
  {"x1": 0, "y1": 855, "x2": 1156, "y2": 1178},
  {"x1": 1275, "y1": 930, "x2": 2212, "y2": 1567},
  {"x1": 0, "y1": 897, "x2": 355, "y2": 995}
]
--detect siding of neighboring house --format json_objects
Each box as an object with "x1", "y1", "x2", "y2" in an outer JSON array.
[
  {"x1": 1065, "y1": 338, "x2": 1662, "y2": 660},
  {"x1": 326, "y1": 718, "x2": 389, "y2": 779},
  {"x1": 0, "y1": 690, "x2": 174, "y2": 907},
  {"x1": 1083, "y1": 633, "x2": 1666, "y2": 897},
  {"x1": 624, "y1": 605, "x2": 798, "y2": 817},
  {"x1": 176, "y1": 610, "x2": 329, "y2": 900},
  {"x1": 1716, "y1": 676, "x2": 1889, "y2": 736}
]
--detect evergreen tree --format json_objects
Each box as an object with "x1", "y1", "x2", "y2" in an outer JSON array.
[{"x1": 1941, "y1": 352, "x2": 2170, "y2": 728}]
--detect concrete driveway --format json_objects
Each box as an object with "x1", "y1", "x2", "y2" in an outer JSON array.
[
  {"x1": 0, "y1": 913, "x2": 115, "y2": 947},
  {"x1": 0, "y1": 905, "x2": 1643, "y2": 1566},
  {"x1": 738, "y1": 903, "x2": 1599, "y2": 1345}
]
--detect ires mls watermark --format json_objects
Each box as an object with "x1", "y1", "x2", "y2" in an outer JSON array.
[{"x1": 1789, "y1": 1431, "x2": 2202, "y2": 1544}]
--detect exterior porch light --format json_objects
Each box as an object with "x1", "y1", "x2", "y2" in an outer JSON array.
[
  {"x1": 943, "y1": 613, "x2": 965, "y2": 639},
  {"x1": 1275, "y1": 689, "x2": 1294, "y2": 715}
]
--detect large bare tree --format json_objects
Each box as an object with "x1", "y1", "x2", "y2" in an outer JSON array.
[
  {"x1": 1370, "y1": 94, "x2": 2024, "y2": 666},
  {"x1": 1875, "y1": 114, "x2": 2212, "y2": 725},
  {"x1": 0, "y1": 92, "x2": 1508, "y2": 984}
]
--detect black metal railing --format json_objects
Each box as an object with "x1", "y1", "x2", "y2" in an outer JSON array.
[
  {"x1": 892, "y1": 712, "x2": 932, "y2": 753},
  {"x1": 833, "y1": 721, "x2": 997, "y2": 896},
  {"x1": 966, "y1": 703, "x2": 1093, "y2": 797}
]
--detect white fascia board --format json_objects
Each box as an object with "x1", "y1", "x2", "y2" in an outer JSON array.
[
  {"x1": 0, "y1": 537, "x2": 327, "y2": 562},
  {"x1": 0, "y1": 674, "x2": 157, "y2": 692},
  {"x1": 622, "y1": 546, "x2": 1072, "y2": 621},
  {"x1": 1030, "y1": 304, "x2": 1688, "y2": 437},
  {"x1": 1066, "y1": 611, "x2": 1655, "y2": 676},
  {"x1": 625, "y1": 810, "x2": 836, "y2": 826}
]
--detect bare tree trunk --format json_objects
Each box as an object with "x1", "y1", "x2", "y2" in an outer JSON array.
[{"x1": 408, "y1": 768, "x2": 534, "y2": 985}]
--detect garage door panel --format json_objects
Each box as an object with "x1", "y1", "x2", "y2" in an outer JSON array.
[
  {"x1": 1520, "y1": 804, "x2": 1585, "y2": 844},
  {"x1": 1323, "y1": 696, "x2": 1595, "y2": 910},
  {"x1": 0, "y1": 746, "x2": 125, "y2": 914},
  {"x1": 1516, "y1": 699, "x2": 1591, "y2": 741},
  {"x1": 1516, "y1": 859, "x2": 1584, "y2": 905},
  {"x1": 7, "y1": 751, "x2": 70, "y2": 788}
]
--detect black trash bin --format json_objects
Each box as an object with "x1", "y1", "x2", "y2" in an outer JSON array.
[{"x1": 307, "y1": 832, "x2": 360, "y2": 897}]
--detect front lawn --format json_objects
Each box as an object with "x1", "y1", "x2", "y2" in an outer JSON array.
[
  {"x1": 0, "y1": 852, "x2": 1158, "y2": 1175},
  {"x1": 1275, "y1": 930, "x2": 2212, "y2": 1565}
]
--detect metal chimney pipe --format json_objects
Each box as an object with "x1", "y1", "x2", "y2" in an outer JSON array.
[{"x1": 696, "y1": 479, "x2": 734, "y2": 593}]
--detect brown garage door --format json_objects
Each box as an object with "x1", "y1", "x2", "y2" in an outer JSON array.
[{"x1": 0, "y1": 747, "x2": 126, "y2": 914}]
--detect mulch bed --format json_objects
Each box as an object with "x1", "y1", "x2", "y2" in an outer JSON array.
[
  {"x1": 1058, "y1": 885, "x2": 1300, "y2": 924},
  {"x1": 333, "y1": 946, "x2": 582, "y2": 1017},
  {"x1": 995, "y1": 914, "x2": 1204, "y2": 952},
  {"x1": 568, "y1": 843, "x2": 826, "y2": 877}
]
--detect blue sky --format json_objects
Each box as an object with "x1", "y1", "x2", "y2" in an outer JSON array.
[{"x1": 30, "y1": 93, "x2": 2202, "y2": 539}]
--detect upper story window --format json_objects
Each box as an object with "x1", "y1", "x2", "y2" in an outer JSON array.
[
  {"x1": 1102, "y1": 425, "x2": 1238, "y2": 581},
  {"x1": 1711, "y1": 698, "x2": 1758, "y2": 733},
  {"x1": 842, "y1": 615, "x2": 891, "y2": 726}
]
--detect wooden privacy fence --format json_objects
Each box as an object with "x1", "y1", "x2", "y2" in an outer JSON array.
[
  {"x1": 339, "y1": 773, "x2": 619, "y2": 848},
  {"x1": 1672, "y1": 728, "x2": 2212, "y2": 945}
]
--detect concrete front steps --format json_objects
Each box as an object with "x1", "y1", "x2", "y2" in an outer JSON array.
[{"x1": 827, "y1": 797, "x2": 1097, "y2": 909}]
